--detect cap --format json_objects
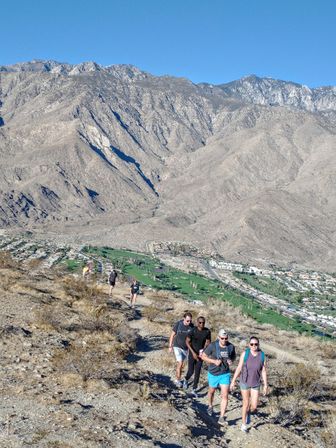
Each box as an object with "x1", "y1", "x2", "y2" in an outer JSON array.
[{"x1": 218, "y1": 329, "x2": 228, "y2": 337}]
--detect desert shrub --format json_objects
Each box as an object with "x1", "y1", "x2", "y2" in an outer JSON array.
[
  {"x1": 34, "y1": 307, "x2": 63, "y2": 331},
  {"x1": 270, "y1": 363, "x2": 321, "y2": 427},
  {"x1": 53, "y1": 342, "x2": 130, "y2": 381},
  {"x1": 0, "y1": 251, "x2": 18, "y2": 269},
  {"x1": 321, "y1": 342, "x2": 336, "y2": 360},
  {"x1": 26, "y1": 258, "x2": 43, "y2": 270},
  {"x1": 278, "y1": 363, "x2": 320, "y2": 397},
  {"x1": 62, "y1": 276, "x2": 101, "y2": 302},
  {"x1": 142, "y1": 305, "x2": 165, "y2": 322},
  {"x1": 311, "y1": 412, "x2": 336, "y2": 448}
]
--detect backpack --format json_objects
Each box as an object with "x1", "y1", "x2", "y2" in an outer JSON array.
[{"x1": 243, "y1": 348, "x2": 265, "y2": 365}]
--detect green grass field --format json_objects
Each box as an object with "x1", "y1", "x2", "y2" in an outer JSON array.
[{"x1": 79, "y1": 246, "x2": 321, "y2": 335}]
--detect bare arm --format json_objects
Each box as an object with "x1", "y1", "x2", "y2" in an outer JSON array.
[
  {"x1": 230, "y1": 352, "x2": 245, "y2": 389},
  {"x1": 201, "y1": 351, "x2": 221, "y2": 367},
  {"x1": 261, "y1": 360, "x2": 268, "y2": 395},
  {"x1": 168, "y1": 331, "x2": 176, "y2": 353},
  {"x1": 186, "y1": 336, "x2": 198, "y2": 359}
]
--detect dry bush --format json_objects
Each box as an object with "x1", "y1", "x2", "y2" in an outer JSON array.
[
  {"x1": 270, "y1": 363, "x2": 321, "y2": 427},
  {"x1": 0, "y1": 251, "x2": 19, "y2": 269},
  {"x1": 34, "y1": 307, "x2": 63, "y2": 331},
  {"x1": 53, "y1": 342, "x2": 130, "y2": 382},
  {"x1": 26, "y1": 258, "x2": 43, "y2": 270},
  {"x1": 278, "y1": 363, "x2": 321, "y2": 397},
  {"x1": 142, "y1": 305, "x2": 166, "y2": 323},
  {"x1": 0, "y1": 272, "x2": 16, "y2": 291},
  {"x1": 321, "y1": 342, "x2": 336, "y2": 360},
  {"x1": 311, "y1": 412, "x2": 336, "y2": 448},
  {"x1": 62, "y1": 276, "x2": 101, "y2": 302}
]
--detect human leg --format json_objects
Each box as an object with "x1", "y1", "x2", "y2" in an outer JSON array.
[
  {"x1": 241, "y1": 388, "x2": 251, "y2": 425},
  {"x1": 219, "y1": 385, "x2": 229, "y2": 417},
  {"x1": 185, "y1": 352, "x2": 195, "y2": 381},
  {"x1": 193, "y1": 360, "x2": 203, "y2": 390},
  {"x1": 250, "y1": 388, "x2": 260, "y2": 413}
]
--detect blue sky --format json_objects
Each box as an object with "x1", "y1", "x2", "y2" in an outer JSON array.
[{"x1": 1, "y1": 0, "x2": 335, "y2": 87}]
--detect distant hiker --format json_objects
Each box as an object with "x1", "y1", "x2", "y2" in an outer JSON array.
[
  {"x1": 169, "y1": 313, "x2": 194, "y2": 388},
  {"x1": 130, "y1": 279, "x2": 140, "y2": 308},
  {"x1": 230, "y1": 336, "x2": 268, "y2": 433},
  {"x1": 97, "y1": 261, "x2": 103, "y2": 275},
  {"x1": 184, "y1": 316, "x2": 211, "y2": 397},
  {"x1": 201, "y1": 329, "x2": 236, "y2": 426},
  {"x1": 82, "y1": 265, "x2": 90, "y2": 280},
  {"x1": 87, "y1": 260, "x2": 94, "y2": 273},
  {"x1": 108, "y1": 269, "x2": 118, "y2": 296}
]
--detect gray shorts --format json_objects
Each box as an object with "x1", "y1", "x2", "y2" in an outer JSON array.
[{"x1": 173, "y1": 347, "x2": 188, "y2": 362}]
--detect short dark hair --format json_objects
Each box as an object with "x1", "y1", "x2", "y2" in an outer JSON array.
[
  {"x1": 184, "y1": 312, "x2": 192, "y2": 319},
  {"x1": 197, "y1": 316, "x2": 205, "y2": 322}
]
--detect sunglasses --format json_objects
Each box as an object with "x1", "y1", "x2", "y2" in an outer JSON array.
[
  {"x1": 250, "y1": 343, "x2": 259, "y2": 346},
  {"x1": 185, "y1": 319, "x2": 191, "y2": 323},
  {"x1": 219, "y1": 336, "x2": 228, "y2": 340},
  {"x1": 198, "y1": 321, "x2": 205, "y2": 324}
]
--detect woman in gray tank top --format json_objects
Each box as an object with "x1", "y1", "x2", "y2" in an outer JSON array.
[{"x1": 230, "y1": 336, "x2": 268, "y2": 433}]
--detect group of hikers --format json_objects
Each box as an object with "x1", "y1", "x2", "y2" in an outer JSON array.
[
  {"x1": 82, "y1": 261, "x2": 267, "y2": 432},
  {"x1": 82, "y1": 262, "x2": 140, "y2": 308},
  {"x1": 169, "y1": 312, "x2": 268, "y2": 433}
]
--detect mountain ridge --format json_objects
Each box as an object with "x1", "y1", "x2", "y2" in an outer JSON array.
[{"x1": 0, "y1": 60, "x2": 335, "y2": 271}]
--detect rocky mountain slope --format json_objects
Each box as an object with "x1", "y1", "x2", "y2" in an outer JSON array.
[
  {"x1": 0, "y1": 257, "x2": 335, "y2": 447},
  {"x1": 0, "y1": 61, "x2": 335, "y2": 270}
]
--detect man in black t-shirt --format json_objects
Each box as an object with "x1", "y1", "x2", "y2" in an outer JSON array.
[
  {"x1": 169, "y1": 312, "x2": 194, "y2": 387},
  {"x1": 184, "y1": 316, "x2": 211, "y2": 397}
]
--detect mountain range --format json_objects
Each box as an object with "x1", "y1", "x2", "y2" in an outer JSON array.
[{"x1": 0, "y1": 60, "x2": 335, "y2": 271}]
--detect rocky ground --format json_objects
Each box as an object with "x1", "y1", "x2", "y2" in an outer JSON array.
[{"x1": 0, "y1": 257, "x2": 335, "y2": 447}]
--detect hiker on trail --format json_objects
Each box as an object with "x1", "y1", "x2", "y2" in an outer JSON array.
[
  {"x1": 201, "y1": 329, "x2": 236, "y2": 426},
  {"x1": 82, "y1": 265, "x2": 90, "y2": 280},
  {"x1": 108, "y1": 269, "x2": 118, "y2": 296},
  {"x1": 169, "y1": 312, "x2": 194, "y2": 388},
  {"x1": 184, "y1": 316, "x2": 211, "y2": 397},
  {"x1": 130, "y1": 278, "x2": 140, "y2": 308},
  {"x1": 230, "y1": 336, "x2": 268, "y2": 433}
]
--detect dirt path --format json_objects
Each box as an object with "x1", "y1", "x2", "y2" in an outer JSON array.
[{"x1": 127, "y1": 293, "x2": 310, "y2": 448}]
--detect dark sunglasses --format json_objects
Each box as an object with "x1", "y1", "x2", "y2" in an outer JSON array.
[
  {"x1": 198, "y1": 321, "x2": 205, "y2": 324},
  {"x1": 219, "y1": 336, "x2": 228, "y2": 340},
  {"x1": 185, "y1": 319, "x2": 191, "y2": 323},
  {"x1": 250, "y1": 342, "x2": 259, "y2": 346}
]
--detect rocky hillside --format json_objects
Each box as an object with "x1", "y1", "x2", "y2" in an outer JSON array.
[
  {"x1": 0, "y1": 61, "x2": 335, "y2": 270},
  {"x1": 0, "y1": 255, "x2": 335, "y2": 447}
]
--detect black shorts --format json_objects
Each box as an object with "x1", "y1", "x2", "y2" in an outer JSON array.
[{"x1": 109, "y1": 281, "x2": 116, "y2": 287}]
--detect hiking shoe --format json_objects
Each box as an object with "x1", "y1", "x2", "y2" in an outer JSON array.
[
  {"x1": 241, "y1": 423, "x2": 248, "y2": 433},
  {"x1": 207, "y1": 406, "x2": 213, "y2": 416},
  {"x1": 191, "y1": 389, "x2": 198, "y2": 398},
  {"x1": 182, "y1": 379, "x2": 188, "y2": 390},
  {"x1": 218, "y1": 416, "x2": 227, "y2": 426},
  {"x1": 246, "y1": 412, "x2": 251, "y2": 425},
  {"x1": 175, "y1": 379, "x2": 182, "y2": 388}
]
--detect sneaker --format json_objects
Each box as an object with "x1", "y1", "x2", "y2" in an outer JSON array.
[
  {"x1": 207, "y1": 406, "x2": 213, "y2": 416},
  {"x1": 182, "y1": 379, "x2": 188, "y2": 390},
  {"x1": 175, "y1": 379, "x2": 182, "y2": 388},
  {"x1": 191, "y1": 389, "x2": 198, "y2": 398},
  {"x1": 241, "y1": 423, "x2": 248, "y2": 433},
  {"x1": 246, "y1": 412, "x2": 251, "y2": 425},
  {"x1": 218, "y1": 416, "x2": 227, "y2": 426}
]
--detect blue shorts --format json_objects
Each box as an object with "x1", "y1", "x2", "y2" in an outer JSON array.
[{"x1": 208, "y1": 372, "x2": 231, "y2": 388}]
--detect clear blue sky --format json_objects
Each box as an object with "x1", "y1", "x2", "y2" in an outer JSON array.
[{"x1": 1, "y1": 0, "x2": 335, "y2": 87}]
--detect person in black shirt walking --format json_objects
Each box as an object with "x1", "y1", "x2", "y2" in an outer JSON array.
[
  {"x1": 169, "y1": 312, "x2": 194, "y2": 387},
  {"x1": 184, "y1": 316, "x2": 211, "y2": 397}
]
